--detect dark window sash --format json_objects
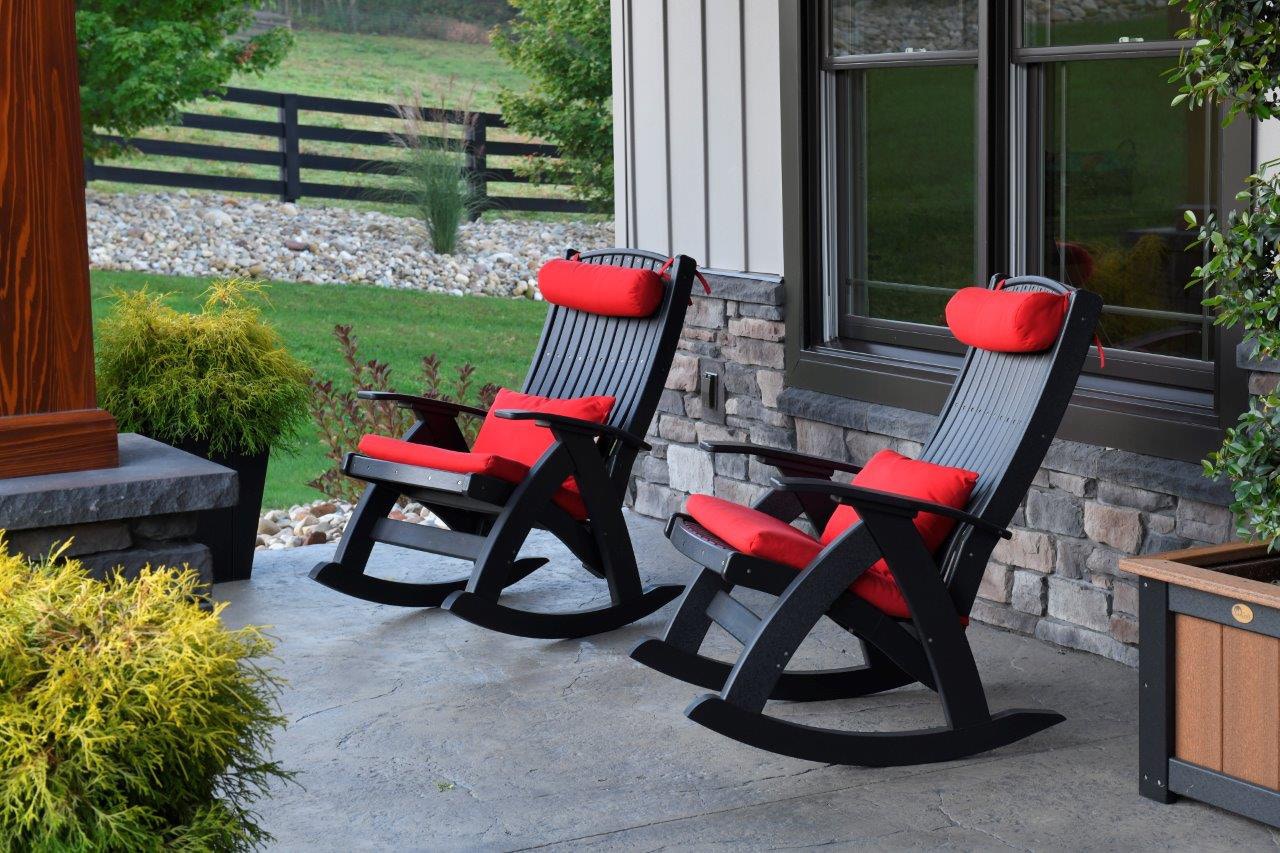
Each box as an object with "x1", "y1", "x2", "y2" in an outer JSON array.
[{"x1": 791, "y1": 1, "x2": 1254, "y2": 461}]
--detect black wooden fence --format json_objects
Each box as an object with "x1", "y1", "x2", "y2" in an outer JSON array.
[{"x1": 85, "y1": 86, "x2": 591, "y2": 214}]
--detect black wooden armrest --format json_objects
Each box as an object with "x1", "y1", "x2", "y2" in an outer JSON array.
[
  {"x1": 699, "y1": 441, "x2": 863, "y2": 476},
  {"x1": 772, "y1": 477, "x2": 1010, "y2": 540},
  {"x1": 357, "y1": 391, "x2": 488, "y2": 419},
  {"x1": 494, "y1": 409, "x2": 651, "y2": 451}
]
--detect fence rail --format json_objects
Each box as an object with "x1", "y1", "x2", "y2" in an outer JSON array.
[{"x1": 85, "y1": 86, "x2": 591, "y2": 215}]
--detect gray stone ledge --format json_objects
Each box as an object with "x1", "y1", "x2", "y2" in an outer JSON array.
[
  {"x1": 0, "y1": 433, "x2": 237, "y2": 531},
  {"x1": 776, "y1": 387, "x2": 934, "y2": 442},
  {"x1": 699, "y1": 270, "x2": 785, "y2": 305},
  {"x1": 1237, "y1": 340, "x2": 1280, "y2": 374},
  {"x1": 1093, "y1": 447, "x2": 1230, "y2": 506},
  {"x1": 775, "y1": 388, "x2": 1231, "y2": 505}
]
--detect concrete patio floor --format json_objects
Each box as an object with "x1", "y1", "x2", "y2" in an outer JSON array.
[{"x1": 218, "y1": 512, "x2": 1278, "y2": 851}]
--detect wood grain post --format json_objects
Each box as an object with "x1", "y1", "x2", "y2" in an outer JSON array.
[{"x1": 0, "y1": 0, "x2": 118, "y2": 478}]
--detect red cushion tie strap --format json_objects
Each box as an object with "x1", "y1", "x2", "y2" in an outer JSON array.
[{"x1": 657, "y1": 256, "x2": 712, "y2": 304}]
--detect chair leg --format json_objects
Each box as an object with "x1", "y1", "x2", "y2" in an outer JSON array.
[
  {"x1": 309, "y1": 482, "x2": 538, "y2": 608},
  {"x1": 677, "y1": 523, "x2": 1064, "y2": 766},
  {"x1": 442, "y1": 437, "x2": 682, "y2": 639}
]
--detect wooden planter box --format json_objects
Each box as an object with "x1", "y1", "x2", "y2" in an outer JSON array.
[{"x1": 1122, "y1": 542, "x2": 1280, "y2": 828}]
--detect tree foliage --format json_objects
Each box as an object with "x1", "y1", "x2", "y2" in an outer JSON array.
[
  {"x1": 77, "y1": 0, "x2": 293, "y2": 158},
  {"x1": 1173, "y1": 0, "x2": 1280, "y2": 546},
  {"x1": 492, "y1": 0, "x2": 613, "y2": 209}
]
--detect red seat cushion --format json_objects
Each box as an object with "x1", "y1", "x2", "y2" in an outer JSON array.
[
  {"x1": 685, "y1": 494, "x2": 823, "y2": 569},
  {"x1": 472, "y1": 388, "x2": 615, "y2": 470},
  {"x1": 684, "y1": 449, "x2": 978, "y2": 621},
  {"x1": 356, "y1": 435, "x2": 588, "y2": 520},
  {"x1": 945, "y1": 286, "x2": 1068, "y2": 352},
  {"x1": 537, "y1": 258, "x2": 666, "y2": 317}
]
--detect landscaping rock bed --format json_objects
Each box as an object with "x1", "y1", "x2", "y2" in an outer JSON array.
[
  {"x1": 87, "y1": 190, "x2": 614, "y2": 296},
  {"x1": 257, "y1": 499, "x2": 440, "y2": 550}
]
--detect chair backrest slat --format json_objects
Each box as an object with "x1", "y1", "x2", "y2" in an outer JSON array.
[
  {"x1": 920, "y1": 276, "x2": 1102, "y2": 613},
  {"x1": 522, "y1": 248, "x2": 695, "y2": 487}
]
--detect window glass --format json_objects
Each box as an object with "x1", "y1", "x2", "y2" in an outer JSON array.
[
  {"x1": 1021, "y1": 0, "x2": 1186, "y2": 48},
  {"x1": 1041, "y1": 58, "x2": 1215, "y2": 359},
  {"x1": 831, "y1": 0, "x2": 978, "y2": 57},
  {"x1": 845, "y1": 65, "x2": 976, "y2": 325}
]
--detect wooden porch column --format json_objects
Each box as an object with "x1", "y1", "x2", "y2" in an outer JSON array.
[{"x1": 0, "y1": 0, "x2": 118, "y2": 478}]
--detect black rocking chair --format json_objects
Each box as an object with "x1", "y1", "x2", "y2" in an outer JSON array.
[
  {"x1": 311, "y1": 248, "x2": 696, "y2": 639},
  {"x1": 631, "y1": 275, "x2": 1103, "y2": 766}
]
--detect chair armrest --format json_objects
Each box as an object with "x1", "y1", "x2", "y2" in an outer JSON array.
[
  {"x1": 357, "y1": 391, "x2": 488, "y2": 419},
  {"x1": 699, "y1": 441, "x2": 863, "y2": 476},
  {"x1": 494, "y1": 409, "x2": 651, "y2": 451},
  {"x1": 772, "y1": 477, "x2": 1011, "y2": 540}
]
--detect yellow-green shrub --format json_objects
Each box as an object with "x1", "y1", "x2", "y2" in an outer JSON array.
[
  {"x1": 0, "y1": 539, "x2": 291, "y2": 851},
  {"x1": 96, "y1": 279, "x2": 311, "y2": 458}
]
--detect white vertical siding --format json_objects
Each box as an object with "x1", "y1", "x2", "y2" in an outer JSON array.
[
  {"x1": 1258, "y1": 119, "x2": 1280, "y2": 171},
  {"x1": 741, "y1": 0, "x2": 784, "y2": 273},
  {"x1": 627, "y1": 2, "x2": 671, "y2": 252},
  {"x1": 665, "y1": 0, "x2": 709, "y2": 262},
  {"x1": 612, "y1": 0, "x2": 784, "y2": 274},
  {"x1": 704, "y1": 0, "x2": 747, "y2": 270}
]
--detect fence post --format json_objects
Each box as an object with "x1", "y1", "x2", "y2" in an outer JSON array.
[
  {"x1": 465, "y1": 113, "x2": 487, "y2": 221},
  {"x1": 279, "y1": 93, "x2": 301, "y2": 202}
]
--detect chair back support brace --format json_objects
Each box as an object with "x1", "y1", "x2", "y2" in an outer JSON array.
[
  {"x1": 310, "y1": 248, "x2": 696, "y2": 639},
  {"x1": 632, "y1": 275, "x2": 1103, "y2": 766}
]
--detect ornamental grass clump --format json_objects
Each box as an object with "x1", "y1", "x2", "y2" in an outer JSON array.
[
  {"x1": 392, "y1": 89, "x2": 479, "y2": 254},
  {"x1": 96, "y1": 280, "x2": 311, "y2": 457},
  {"x1": 0, "y1": 539, "x2": 292, "y2": 850}
]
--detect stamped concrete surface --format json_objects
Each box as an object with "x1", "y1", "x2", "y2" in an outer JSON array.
[{"x1": 218, "y1": 513, "x2": 1278, "y2": 851}]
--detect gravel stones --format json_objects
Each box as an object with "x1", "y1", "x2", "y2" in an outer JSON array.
[
  {"x1": 256, "y1": 499, "x2": 441, "y2": 550},
  {"x1": 87, "y1": 189, "x2": 614, "y2": 297}
]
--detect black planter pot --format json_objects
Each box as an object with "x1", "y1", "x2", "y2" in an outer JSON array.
[{"x1": 173, "y1": 438, "x2": 270, "y2": 583}]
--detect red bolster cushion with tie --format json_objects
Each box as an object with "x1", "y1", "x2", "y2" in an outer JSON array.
[
  {"x1": 945, "y1": 286, "x2": 1069, "y2": 353},
  {"x1": 537, "y1": 258, "x2": 666, "y2": 317}
]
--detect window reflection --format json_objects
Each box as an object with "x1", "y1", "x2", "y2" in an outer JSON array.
[
  {"x1": 845, "y1": 66, "x2": 976, "y2": 325},
  {"x1": 1022, "y1": 0, "x2": 1186, "y2": 48},
  {"x1": 1041, "y1": 59, "x2": 1214, "y2": 359},
  {"x1": 831, "y1": 0, "x2": 978, "y2": 57}
]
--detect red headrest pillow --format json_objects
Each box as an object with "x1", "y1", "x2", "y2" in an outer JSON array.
[
  {"x1": 537, "y1": 258, "x2": 666, "y2": 317},
  {"x1": 945, "y1": 286, "x2": 1069, "y2": 353}
]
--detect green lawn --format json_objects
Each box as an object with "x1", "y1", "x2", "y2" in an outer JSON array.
[
  {"x1": 90, "y1": 270, "x2": 547, "y2": 509},
  {"x1": 234, "y1": 28, "x2": 527, "y2": 110}
]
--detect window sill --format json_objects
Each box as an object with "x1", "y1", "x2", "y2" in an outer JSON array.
[{"x1": 786, "y1": 343, "x2": 1227, "y2": 464}]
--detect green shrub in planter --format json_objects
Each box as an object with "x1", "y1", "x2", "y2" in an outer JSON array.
[
  {"x1": 97, "y1": 280, "x2": 310, "y2": 458},
  {"x1": 97, "y1": 281, "x2": 312, "y2": 580},
  {"x1": 0, "y1": 538, "x2": 292, "y2": 849}
]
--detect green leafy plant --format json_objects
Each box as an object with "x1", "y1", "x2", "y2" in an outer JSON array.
[
  {"x1": 1173, "y1": 0, "x2": 1280, "y2": 546},
  {"x1": 492, "y1": 0, "x2": 613, "y2": 208},
  {"x1": 0, "y1": 538, "x2": 292, "y2": 850},
  {"x1": 1168, "y1": 0, "x2": 1280, "y2": 125},
  {"x1": 77, "y1": 0, "x2": 293, "y2": 159},
  {"x1": 97, "y1": 280, "x2": 312, "y2": 457},
  {"x1": 393, "y1": 91, "x2": 478, "y2": 254},
  {"x1": 308, "y1": 324, "x2": 498, "y2": 502}
]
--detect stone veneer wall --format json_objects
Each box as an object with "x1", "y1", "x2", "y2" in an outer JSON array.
[{"x1": 628, "y1": 274, "x2": 1236, "y2": 667}]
